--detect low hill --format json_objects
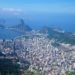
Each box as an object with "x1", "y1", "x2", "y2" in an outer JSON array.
[
  {"x1": 40, "y1": 26, "x2": 75, "y2": 45},
  {"x1": 10, "y1": 19, "x2": 32, "y2": 33}
]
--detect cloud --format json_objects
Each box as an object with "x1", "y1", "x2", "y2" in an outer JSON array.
[{"x1": 0, "y1": 7, "x2": 23, "y2": 15}]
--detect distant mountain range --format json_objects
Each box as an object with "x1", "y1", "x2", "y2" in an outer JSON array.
[
  {"x1": 0, "y1": 19, "x2": 75, "y2": 45},
  {"x1": 0, "y1": 19, "x2": 32, "y2": 32},
  {"x1": 40, "y1": 26, "x2": 75, "y2": 45},
  {"x1": 9, "y1": 19, "x2": 32, "y2": 33}
]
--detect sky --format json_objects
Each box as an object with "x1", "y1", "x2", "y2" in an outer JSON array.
[
  {"x1": 0, "y1": 0, "x2": 75, "y2": 32},
  {"x1": 0, "y1": 0, "x2": 75, "y2": 14}
]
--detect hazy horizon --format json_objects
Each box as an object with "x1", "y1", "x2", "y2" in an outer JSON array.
[{"x1": 0, "y1": 0, "x2": 75, "y2": 33}]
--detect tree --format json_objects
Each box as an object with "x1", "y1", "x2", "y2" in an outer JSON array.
[
  {"x1": 23, "y1": 70, "x2": 42, "y2": 75},
  {"x1": 65, "y1": 71, "x2": 75, "y2": 75}
]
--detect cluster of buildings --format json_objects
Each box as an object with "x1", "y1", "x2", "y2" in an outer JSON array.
[
  {"x1": 0, "y1": 39, "x2": 14, "y2": 54},
  {"x1": 0, "y1": 30, "x2": 75, "y2": 75},
  {"x1": 0, "y1": 38, "x2": 24, "y2": 55},
  {"x1": 15, "y1": 31, "x2": 75, "y2": 75}
]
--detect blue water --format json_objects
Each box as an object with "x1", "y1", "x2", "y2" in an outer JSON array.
[
  {"x1": 0, "y1": 29, "x2": 23, "y2": 39},
  {"x1": 0, "y1": 13, "x2": 75, "y2": 34},
  {"x1": 24, "y1": 13, "x2": 75, "y2": 33}
]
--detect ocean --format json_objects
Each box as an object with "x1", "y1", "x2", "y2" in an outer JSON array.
[
  {"x1": 0, "y1": 13, "x2": 75, "y2": 39},
  {"x1": 0, "y1": 29, "x2": 23, "y2": 39}
]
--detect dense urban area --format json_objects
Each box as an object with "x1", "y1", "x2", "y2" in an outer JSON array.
[
  {"x1": 0, "y1": 30, "x2": 75, "y2": 75},
  {"x1": 0, "y1": 19, "x2": 75, "y2": 75}
]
